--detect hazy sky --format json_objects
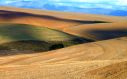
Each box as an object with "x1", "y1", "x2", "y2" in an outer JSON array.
[
  {"x1": 0, "y1": 0, "x2": 127, "y2": 10},
  {"x1": 0, "y1": 0, "x2": 127, "y2": 16}
]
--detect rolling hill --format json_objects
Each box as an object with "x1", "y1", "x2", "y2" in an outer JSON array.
[
  {"x1": 0, "y1": 37, "x2": 127, "y2": 79},
  {"x1": 0, "y1": 23, "x2": 92, "y2": 56}
]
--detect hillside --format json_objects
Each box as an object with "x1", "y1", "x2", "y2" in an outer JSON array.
[
  {"x1": 0, "y1": 23, "x2": 91, "y2": 56},
  {"x1": 0, "y1": 37, "x2": 127, "y2": 79},
  {"x1": 0, "y1": 7, "x2": 127, "y2": 41}
]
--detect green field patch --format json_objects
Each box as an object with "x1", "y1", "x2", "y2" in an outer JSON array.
[{"x1": 0, "y1": 23, "x2": 93, "y2": 56}]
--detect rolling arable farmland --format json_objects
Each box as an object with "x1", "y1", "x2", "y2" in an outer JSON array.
[{"x1": 0, "y1": 6, "x2": 127, "y2": 79}]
